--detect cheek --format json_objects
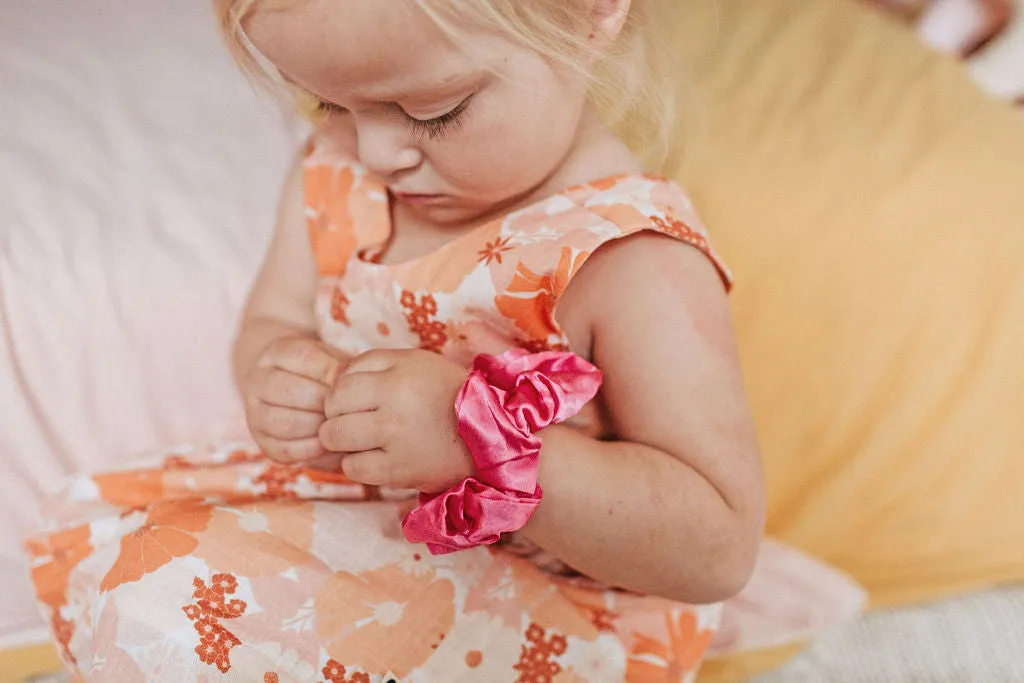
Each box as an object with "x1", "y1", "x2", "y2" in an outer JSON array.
[{"x1": 431, "y1": 80, "x2": 587, "y2": 196}]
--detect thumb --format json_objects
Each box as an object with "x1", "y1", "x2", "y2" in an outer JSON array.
[{"x1": 270, "y1": 339, "x2": 349, "y2": 386}]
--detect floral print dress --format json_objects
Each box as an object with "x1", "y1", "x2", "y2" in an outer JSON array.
[{"x1": 25, "y1": 133, "x2": 732, "y2": 683}]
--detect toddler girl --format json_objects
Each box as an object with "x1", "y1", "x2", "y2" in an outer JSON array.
[{"x1": 26, "y1": 1, "x2": 764, "y2": 680}]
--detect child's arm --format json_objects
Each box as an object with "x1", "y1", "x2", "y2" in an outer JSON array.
[
  {"x1": 233, "y1": 153, "x2": 350, "y2": 462},
  {"x1": 320, "y1": 231, "x2": 764, "y2": 603},
  {"x1": 233, "y1": 154, "x2": 321, "y2": 387},
  {"x1": 518, "y1": 233, "x2": 765, "y2": 604}
]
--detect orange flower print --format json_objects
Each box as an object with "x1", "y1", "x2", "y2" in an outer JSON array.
[
  {"x1": 322, "y1": 660, "x2": 370, "y2": 683},
  {"x1": 331, "y1": 288, "x2": 352, "y2": 325},
  {"x1": 305, "y1": 164, "x2": 359, "y2": 277},
  {"x1": 400, "y1": 290, "x2": 448, "y2": 352},
  {"x1": 50, "y1": 611, "x2": 77, "y2": 667},
  {"x1": 265, "y1": 675, "x2": 279, "y2": 683},
  {"x1": 478, "y1": 235, "x2": 515, "y2": 265},
  {"x1": 649, "y1": 214, "x2": 710, "y2": 253},
  {"x1": 163, "y1": 454, "x2": 194, "y2": 469},
  {"x1": 520, "y1": 337, "x2": 562, "y2": 354},
  {"x1": 193, "y1": 501, "x2": 316, "y2": 578},
  {"x1": 624, "y1": 611, "x2": 713, "y2": 682},
  {"x1": 588, "y1": 176, "x2": 623, "y2": 191},
  {"x1": 26, "y1": 525, "x2": 95, "y2": 666},
  {"x1": 315, "y1": 564, "x2": 456, "y2": 677},
  {"x1": 414, "y1": 611, "x2": 522, "y2": 680},
  {"x1": 26, "y1": 525, "x2": 92, "y2": 610},
  {"x1": 99, "y1": 498, "x2": 212, "y2": 592},
  {"x1": 462, "y1": 555, "x2": 599, "y2": 640},
  {"x1": 183, "y1": 573, "x2": 248, "y2": 674},
  {"x1": 557, "y1": 584, "x2": 620, "y2": 634},
  {"x1": 227, "y1": 448, "x2": 266, "y2": 465},
  {"x1": 254, "y1": 461, "x2": 304, "y2": 498},
  {"x1": 494, "y1": 246, "x2": 588, "y2": 344},
  {"x1": 514, "y1": 623, "x2": 567, "y2": 683},
  {"x1": 93, "y1": 468, "x2": 165, "y2": 507},
  {"x1": 590, "y1": 608, "x2": 618, "y2": 633}
]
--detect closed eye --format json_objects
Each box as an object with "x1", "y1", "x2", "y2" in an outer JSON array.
[
  {"x1": 312, "y1": 96, "x2": 473, "y2": 141},
  {"x1": 406, "y1": 96, "x2": 472, "y2": 141}
]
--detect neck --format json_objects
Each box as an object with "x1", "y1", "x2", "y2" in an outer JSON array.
[{"x1": 531, "y1": 105, "x2": 645, "y2": 200}]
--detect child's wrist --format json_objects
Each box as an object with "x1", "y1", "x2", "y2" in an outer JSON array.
[
  {"x1": 401, "y1": 349, "x2": 603, "y2": 555},
  {"x1": 416, "y1": 437, "x2": 476, "y2": 495}
]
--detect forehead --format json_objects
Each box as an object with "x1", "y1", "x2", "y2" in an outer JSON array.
[{"x1": 245, "y1": 0, "x2": 486, "y2": 99}]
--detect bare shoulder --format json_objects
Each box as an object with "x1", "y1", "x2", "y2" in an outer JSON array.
[
  {"x1": 554, "y1": 231, "x2": 762, "y2": 518},
  {"x1": 556, "y1": 232, "x2": 736, "y2": 362}
]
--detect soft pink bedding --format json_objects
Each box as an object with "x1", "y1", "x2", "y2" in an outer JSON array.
[{"x1": 0, "y1": 1, "x2": 296, "y2": 646}]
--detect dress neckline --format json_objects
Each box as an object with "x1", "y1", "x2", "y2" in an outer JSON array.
[{"x1": 352, "y1": 172, "x2": 658, "y2": 271}]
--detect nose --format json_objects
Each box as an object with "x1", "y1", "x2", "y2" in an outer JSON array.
[{"x1": 354, "y1": 117, "x2": 421, "y2": 178}]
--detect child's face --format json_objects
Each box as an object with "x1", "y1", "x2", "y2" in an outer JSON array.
[{"x1": 247, "y1": 0, "x2": 593, "y2": 225}]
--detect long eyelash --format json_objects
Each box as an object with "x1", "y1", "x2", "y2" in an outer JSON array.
[
  {"x1": 407, "y1": 98, "x2": 471, "y2": 141},
  {"x1": 313, "y1": 98, "x2": 471, "y2": 140},
  {"x1": 315, "y1": 100, "x2": 346, "y2": 119}
]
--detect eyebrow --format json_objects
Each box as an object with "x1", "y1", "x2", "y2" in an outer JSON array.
[
  {"x1": 281, "y1": 66, "x2": 482, "y2": 109},
  {"x1": 348, "y1": 70, "x2": 483, "y2": 104}
]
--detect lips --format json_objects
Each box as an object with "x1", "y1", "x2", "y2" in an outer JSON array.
[
  {"x1": 391, "y1": 190, "x2": 447, "y2": 206},
  {"x1": 393, "y1": 191, "x2": 439, "y2": 199}
]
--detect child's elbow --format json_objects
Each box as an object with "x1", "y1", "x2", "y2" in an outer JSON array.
[
  {"x1": 676, "y1": 511, "x2": 763, "y2": 604},
  {"x1": 698, "y1": 459, "x2": 766, "y2": 602},
  {"x1": 704, "y1": 538, "x2": 759, "y2": 603}
]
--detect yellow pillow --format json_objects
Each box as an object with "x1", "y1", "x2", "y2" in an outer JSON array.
[
  {"x1": 0, "y1": 643, "x2": 62, "y2": 681},
  {"x1": 641, "y1": 0, "x2": 1024, "y2": 610}
]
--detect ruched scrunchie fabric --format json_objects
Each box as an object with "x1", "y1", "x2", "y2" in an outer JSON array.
[{"x1": 402, "y1": 349, "x2": 603, "y2": 554}]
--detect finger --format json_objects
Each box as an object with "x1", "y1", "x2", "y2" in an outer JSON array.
[
  {"x1": 251, "y1": 403, "x2": 325, "y2": 440},
  {"x1": 254, "y1": 435, "x2": 325, "y2": 464},
  {"x1": 304, "y1": 452, "x2": 346, "y2": 472},
  {"x1": 338, "y1": 449, "x2": 393, "y2": 486},
  {"x1": 324, "y1": 371, "x2": 381, "y2": 417},
  {"x1": 319, "y1": 412, "x2": 386, "y2": 453},
  {"x1": 343, "y1": 349, "x2": 398, "y2": 375},
  {"x1": 253, "y1": 369, "x2": 329, "y2": 412},
  {"x1": 264, "y1": 338, "x2": 347, "y2": 385}
]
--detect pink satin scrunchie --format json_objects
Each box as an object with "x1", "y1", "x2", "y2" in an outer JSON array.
[{"x1": 402, "y1": 349, "x2": 603, "y2": 555}]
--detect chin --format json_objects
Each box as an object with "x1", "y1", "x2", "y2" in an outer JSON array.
[
  {"x1": 403, "y1": 193, "x2": 519, "y2": 226},
  {"x1": 400, "y1": 200, "x2": 485, "y2": 226}
]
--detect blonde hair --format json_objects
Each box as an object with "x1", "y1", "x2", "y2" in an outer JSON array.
[{"x1": 212, "y1": 0, "x2": 684, "y2": 170}]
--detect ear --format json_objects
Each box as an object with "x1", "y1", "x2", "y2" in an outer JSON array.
[{"x1": 588, "y1": 0, "x2": 632, "y2": 42}]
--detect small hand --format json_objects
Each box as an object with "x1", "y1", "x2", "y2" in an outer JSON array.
[
  {"x1": 242, "y1": 336, "x2": 348, "y2": 463},
  {"x1": 318, "y1": 349, "x2": 474, "y2": 492}
]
